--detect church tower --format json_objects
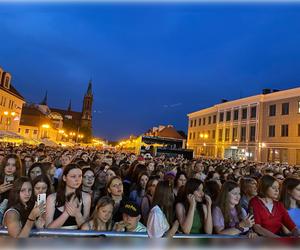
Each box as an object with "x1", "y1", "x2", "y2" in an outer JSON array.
[{"x1": 80, "y1": 80, "x2": 93, "y2": 141}]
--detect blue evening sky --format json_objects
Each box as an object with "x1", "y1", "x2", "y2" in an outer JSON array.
[{"x1": 1, "y1": 2, "x2": 300, "y2": 141}]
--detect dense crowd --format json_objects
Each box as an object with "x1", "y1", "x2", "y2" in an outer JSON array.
[{"x1": 0, "y1": 143, "x2": 299, "y2": 238}]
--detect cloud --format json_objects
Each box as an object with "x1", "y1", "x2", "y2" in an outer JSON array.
[{"x1": 163, "y1": 102, "x2": 182, "y2": 108}]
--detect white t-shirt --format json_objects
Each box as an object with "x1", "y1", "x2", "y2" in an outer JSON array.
[{"x1": 147, "y1": 205, "x2": 169, "y2": 238}]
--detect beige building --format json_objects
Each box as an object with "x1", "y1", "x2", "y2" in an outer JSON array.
[
  {"x1": 187, "y1": 87, "x2": 300, "y2": 165},
  {"x1": 0, "y1": 66, "x2": 25, "y2": 133}
]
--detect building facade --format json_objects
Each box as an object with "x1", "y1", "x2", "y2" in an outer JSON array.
[
  {"x1": 187, "y1": 87, "x2": 300, "y2": 165},
  {"x1": 0, "y1": 66, "x2": 25, "y2": 133},
  {"x1": 19, "y1": 81, "x2": 93, "y2": 143}
]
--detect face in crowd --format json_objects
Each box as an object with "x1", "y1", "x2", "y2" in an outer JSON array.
[{"x1": 82, "y1": 169, "x2": 95, "y2": 188}]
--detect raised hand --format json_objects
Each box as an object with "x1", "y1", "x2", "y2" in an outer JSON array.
[
  {"x1": 240, "y1": 214, "x2": 255, "y2": 228},
  {"x1": 204, "y1": 194, "x2": 212, "y2": 207},
  {"x1": 0, "y1": 183, "x2": 13, "y2": 194},
  {"x1": 187, "y1": 194, "x2": 196, "y2": 207},
  {"x1": 29, "y1": 202, "x2": 46, "y2": 221}
]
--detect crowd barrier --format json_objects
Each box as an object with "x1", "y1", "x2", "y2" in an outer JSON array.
[{"x1": 0, "y1": 228, "x2": 245, "y2": 238}]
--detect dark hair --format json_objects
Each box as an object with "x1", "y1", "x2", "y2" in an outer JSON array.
[
  {"x1": 280, "y1": 177, "x2": 300, "y2": 209},
  {"x1": 182, "y1": 178, "x2": 204, "y2": 222},
  {"x1": 8, "y1": 176, "x2": 34, "y2": 226},
  {"x1": 27, "y1": 162, "x2": 46, "y2": 179},
  {"x1": 56, "y1": 163, "x2": 82, "y2": 207},
  {"x1": 152, "y1": 180, "x2": 174, "y2": 225},
  {"x1": 204, "y1": 180, "x2": 220, "y2": 204},
  {"x1": 31, "y1": 174, "x2": 52, "y2": 197},
  {"x1": 0, "y1": 154, "x2": 23, "y2": 182},
  {"x1": 82, "y1": 168, "x2": 95, "y2": 189},
  {"x1": 106, "y1": 175, "x2": 123, "y2": 197},
  {"x1": 257, "y1": 175, "x2": 278, "y2": 198},
  {"x1": 136, "y1": 171, "x2": 149, "y2": 196},
  {"x1": 174, "y1": 171, "x2": 188, "y2": 189},
  {"x1": 217, "y1": 181, "x2": 243, "y2": 227},
  {"x1": 145, "y1": 175, "x2": 160, "y2": 195}
]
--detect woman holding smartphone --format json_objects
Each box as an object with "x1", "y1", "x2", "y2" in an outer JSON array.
[
  {"x1": 3, "y1": 177, "x2": 45, "y2": 238},
  {"x1": 0, "y1": 154, "x2": 23, "y2": 224}
]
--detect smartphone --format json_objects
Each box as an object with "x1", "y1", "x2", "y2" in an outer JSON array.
[
  {"x1": 5, "y1": 175, "x2": 14, "y2": 184},
  {"x1": 37, "y1": 193, "x2": 46, "y2": 205}
]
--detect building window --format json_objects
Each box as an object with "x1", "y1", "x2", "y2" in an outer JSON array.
[
  {"x1": 269, "y1": 104, "x2": 276, "y2": 116},
  {"x1": 225, "y1": 128, "x2": 230, "y2": 142},
  {"x1": 240, "y1": 127, "x2": 246, "y2": 142},
  {"x1": 190, "y1": 120, "x2": 193, "y2": 128},
  {"x1": 25, "y1": 129, "x2": 29, "y2": 134},
  {"x1": 213, "y1": 115, "x2": 217, "y2": 124},
  {"x1": 250, "y1": 106, "x2": 257, "y2": 119},
  {"x1": 242, "y1": 108, "x2": 248, "y2": 120},
  {"x1": 18, "y1": 128, "x2": 21, "y2": 133},
  {"x1": 250, "y1": 126, "x2": 256, "y2": 142},
  {"x1": 233, "y1": 109, "x2": 239, "y2": 121},
  {"x1": 218, "y1": 129, "x2": 223, "y2": 142},
  {"x1": 33, "y1": 130, "x2": 38, "y2": 135},
  {"x1": 298, "y1": 101, "x2": 300, "y2": 113},
  {"x1": 207, "y1": 130, "x2": 211, "y2": 138},
  {"x1": 189, "y1": 133, "x2": 192, "y2": 140},
  {"x1": 203, "y1": 118, "x2": 206, "y2": 126},
  {"x1": 281, "y1": 124, "x2": 288, "y2": 137},
  {"x1": 226, "y1": 111, "x2": 231, "y2": 122},
  {"x1": 282, "y1": 103, "x2": 289, "y2": 115},
  {"x1": 193, "y1": 132, "x2": 196, "y2": 139},
  {"x1": 4, "y1": 77, "x2": 10, "y2": 88},
  {"x1": 219, "y1": 112, "x2": 224, "y2": 122},
  {"x1": 232, "y1": 127, "x2": 238, "y2": 142},
  {"x1": 298, "y1": 124, "x2": 300, "y2": 137},
  {"x1": 269, "y1": 125, "x2": 275, "y2": 137},
  {"x1": 208, "y1": 116, "x2": 211, "y2": 124},
  {"x1": 198, "y1": 118, "x2": 201, "y2": 126}
]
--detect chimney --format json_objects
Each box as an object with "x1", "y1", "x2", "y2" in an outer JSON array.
[
  {"x1": 221, "y1": 99, "x2": 228, "y2": 103},
  {"x1": 262, "y1": 88, "x2": 272, "y2": 95}
]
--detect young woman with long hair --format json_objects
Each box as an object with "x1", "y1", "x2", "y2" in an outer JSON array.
[
  {"x1": 141, "y1": 175, "x2": 160, "y2": 225},
  {"x1": 3, "y1": 177, "x2": 45, "y2": 238},
  {"x1": 280, "y1": 177, "x2": 300, "y2": 229},
  {"x1": 212, "y1": 180, "x2": 256, "y2": 237},
  {"x1": 106, "y1": 176, "x2": 125, "y2": 223},
  {"x1": 176, "y1": 178, "x2": 213, "y2": 234},
  {"x1": 249, "y1": 175, "x2": 299, "y2": 237},
  {"x1": 147, "y1": 180, "x2": 179, "y2": 238},
  {"x1": 129, "y1": 171, "x2": 149, "y2": 207},
  {"x1": 45, "y1": 163, "x2": 91, "y2": 229},
  {"x1": 81, "y1": 196, "x2": 114, "y2": 231},
  {"x1": 173, "y1": 171, "x2": 187, "y2": 198}
]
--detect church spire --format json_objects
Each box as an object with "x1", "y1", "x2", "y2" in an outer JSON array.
[
  {"x1": 40, "y1": 91, "x2": 48, "y2": 105},
  {"x1": 86, "y1": 79, "x2": 92, "y2": 95},
  {"x1": 67, "y1": 99, "x2": 72, "y2": 112}
]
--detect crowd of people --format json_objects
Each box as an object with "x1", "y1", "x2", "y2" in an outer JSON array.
[{"x1": 0, "y1": 143, "x2": 299, "y2": 238}]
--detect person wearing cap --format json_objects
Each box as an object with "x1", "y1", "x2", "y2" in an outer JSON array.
[{"x1": 113, "y1": 201, "x2": 147, "y2": 233}]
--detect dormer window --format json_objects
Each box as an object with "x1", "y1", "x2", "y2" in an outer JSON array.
[{"x1": 4, "y1": 76, "x2": 10, "y2": 89}]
